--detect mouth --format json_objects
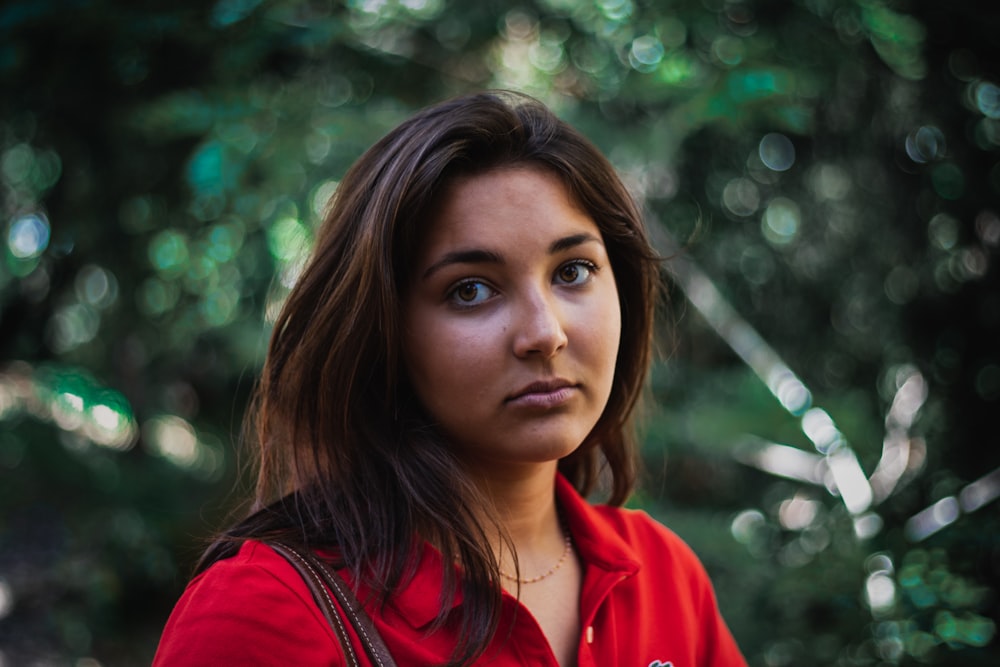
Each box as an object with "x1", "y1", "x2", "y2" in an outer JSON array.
[{"x1": 505, "y1": 378, "x2": 578, "y2": 407}]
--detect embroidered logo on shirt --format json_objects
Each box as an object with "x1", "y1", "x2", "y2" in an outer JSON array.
[{"x1": 647, "y1": 662, "x2": 674, "y2": 667}]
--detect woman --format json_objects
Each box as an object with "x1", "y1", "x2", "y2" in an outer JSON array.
[{"x1": 154, "y1": 91, "x2": 747, "y2": 666}]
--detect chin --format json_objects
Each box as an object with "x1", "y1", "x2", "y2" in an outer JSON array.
[{"x1": 519, "y1": 434, "x2": 590, "y2": 463}]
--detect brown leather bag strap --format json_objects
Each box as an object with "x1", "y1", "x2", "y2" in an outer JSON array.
[
  {"x1": 307, "y1": 551, "x2": 399, "y2": 667},
  {"x1": 268, "y1": 541, "x2": 398, "y2": 667},
  {"x1": 269, "y1": 541, "x2": 361, "y2": 667}
]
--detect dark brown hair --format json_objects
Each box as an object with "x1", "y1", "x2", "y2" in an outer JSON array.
[{"x1": 202, "y1": 91, "x2": 661, "y2": 665}]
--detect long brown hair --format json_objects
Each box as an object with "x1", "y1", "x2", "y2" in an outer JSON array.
[{"x1": 202, "y1": 91, "x2": 661, "y2": 665}]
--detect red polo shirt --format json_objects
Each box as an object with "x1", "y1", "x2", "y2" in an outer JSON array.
[{"x1": 154, "y1": 475, "x2": 748, "y2": 666}]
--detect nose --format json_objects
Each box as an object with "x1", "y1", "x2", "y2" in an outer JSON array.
[{"x1": 512, "y1": 289, "x2": 568, "y2": 359}]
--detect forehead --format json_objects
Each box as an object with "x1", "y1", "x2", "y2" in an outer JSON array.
[{"x1": 417, "y1": 166, "x2": 599, "y2": 256}]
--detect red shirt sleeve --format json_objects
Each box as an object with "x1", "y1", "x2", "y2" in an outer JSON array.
[{"x1": 152, "y1": 540, "x2": 343, "y2": 666}]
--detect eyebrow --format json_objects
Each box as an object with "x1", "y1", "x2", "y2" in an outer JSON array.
[
  {"x1": 549, "y1": 232, "x2": 601, "y2": 254},
  {"x1": 421, "y1": 232, "x2": 603, "y2": 280}
]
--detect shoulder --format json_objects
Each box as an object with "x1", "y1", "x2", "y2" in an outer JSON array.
[
  {"x1": 153, "y1": 540, "x2": 340, "y2": 665},
  {"x1": 176, "y1": 539, "x2": 320, "y2": 604},
  {"x1": 587, "y1": 502, "x2": 708, "y2": 573},
  {"x1": 590, "y1": 503, "x2": 689, "y2": 544}
]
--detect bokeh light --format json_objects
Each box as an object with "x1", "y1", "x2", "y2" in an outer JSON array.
[
  {"x1": 142, "y1": 415, "x2": 223, "y2": 480},
  {"x1": 47, "y1": 303, "x2": 100, "y2": 352},
  {"x1": 149, "y1": 229, "x2": 191, "y2": 277},
  {"x1": 7, "y1": 212, "x2": 50, "y2": 259},
  {"x1": 0, "y1": 364, "x2": 139, "y2": 451},
  {"x1": 758, "y1": 133, "x2": 796, "y2": 172},
  {"x1": 905, "y1": 125, "x2": 946, "y2": 164},
  {"x1": 266, "y1": 215, "x2": 311, "y2": 264},
  {"x1": 806, "y1": 163, "x2": 851, "y2": 201},
  {"x1": 629, "y1": 35, "x2": 664, "y2": 73},
  {"x1": 975, "y1": 81, "x2": 1000, "y2": 118},
  {"x1": 722, "y1": 177, "x2": 760, "y2": 217},
  {"x1": 75, "y1": 265, "x2": 119, "y2": 309},
  {"x1": 761, "y1": 197, "x2": 801, "y2": 245},
  {"x1": 0, "y1": 578, "x2": 12, "y2": 621}
]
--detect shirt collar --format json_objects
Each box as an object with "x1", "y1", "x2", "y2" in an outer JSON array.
[{"x1": 555, "y1": 473, "x2": 641, "y2": 577}]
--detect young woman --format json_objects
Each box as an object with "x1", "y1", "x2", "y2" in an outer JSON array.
[{"x1": 153, "y1": 91, "x2": 747, "y2": 667}]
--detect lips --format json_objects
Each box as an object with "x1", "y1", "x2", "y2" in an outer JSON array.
[{"x1": 505, "y1": 378, "x2": 577, "y2": 408}]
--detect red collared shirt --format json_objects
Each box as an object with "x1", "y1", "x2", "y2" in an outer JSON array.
[{"x1": 154, "y1": 475, "x2": 748, "y2": 666}]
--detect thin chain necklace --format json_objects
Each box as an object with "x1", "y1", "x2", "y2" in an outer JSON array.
[{"x1": 499, "y1": 531, "x2": 573, "y2": 585}]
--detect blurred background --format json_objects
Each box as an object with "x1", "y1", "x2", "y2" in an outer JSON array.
[{"x1": 1, "y1": 0, "x2": 998, "y2": 664}]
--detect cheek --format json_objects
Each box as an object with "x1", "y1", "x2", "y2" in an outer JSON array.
[
  {"x1": 602, "y1": 315, "x2": 623, "y2": 388},
  {"x1": 403, "y1": 313, "x2": 496, "y2": 408},
  {"x1": 590, "y1": 285, "x2": 623, "y2": 372}
]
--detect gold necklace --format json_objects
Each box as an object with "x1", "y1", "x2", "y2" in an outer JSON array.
[{"x1": 499, "y1": 532, "x2": 573, "y2": 584}]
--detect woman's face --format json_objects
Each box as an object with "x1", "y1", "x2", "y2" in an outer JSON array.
[{"x1": 402, "y1": 166, "x2": 621, "y2": 474}]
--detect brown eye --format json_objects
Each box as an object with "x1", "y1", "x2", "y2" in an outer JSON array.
[
  {"x1": 555, "y1": 260, "x2": 595, "y2": 286},
  {"x1": 449, "y1": 280, "x2": 494, "y2": 307},
  {"x1": 559, "y1": 264, "x2": 579, "y2": 283},
  {"x1": 457, "y1": 282, "x2": 480, "y2": 302}
]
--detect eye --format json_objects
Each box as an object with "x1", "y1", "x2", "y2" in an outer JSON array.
[
  {"x1": 555, "y1": 260, "x2": 596, "y2": 286},
  {"x1": 448, "y1": 280, "x2": 496, "y2": 307}
]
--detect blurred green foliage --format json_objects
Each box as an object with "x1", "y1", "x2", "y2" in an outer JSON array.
[{"x1": 1, "y1": 0, "x2": 998, "y2": 664}]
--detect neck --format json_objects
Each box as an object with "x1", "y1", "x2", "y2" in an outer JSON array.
[{"x1": 468, "y1": 462, "x2": 566, "y2": 579}]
